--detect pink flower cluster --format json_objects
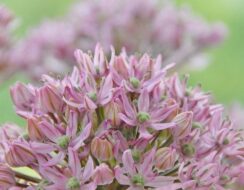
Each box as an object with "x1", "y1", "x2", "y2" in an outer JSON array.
[
  {"x1": 0, "y1": 45, "x2": 243, "y2": 189},
  {"x1": 11, "y1": 0, "x2": 227, "y2": 79},
  {"x1": 0, "y1": 5, "x2": 16, "y2": 84}
]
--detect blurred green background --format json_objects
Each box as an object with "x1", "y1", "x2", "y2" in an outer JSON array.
[{"x1": 0, "y1": 0, "x2": 244, "y2": 126}]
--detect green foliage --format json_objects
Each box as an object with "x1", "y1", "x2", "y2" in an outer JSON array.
[{"x1": 177, "y1": 0, "x2": 244, "y2": 104}]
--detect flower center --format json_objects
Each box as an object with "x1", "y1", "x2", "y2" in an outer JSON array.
[
  {"x1": 132, "y1": 174, "x2": 144, "y2": 186},
  {"x1": 222, "y1": 138, "x2": 229, "y2": 145},
  {"x1": 220, "y1": 175, "x2": 229, "y2": 181},
  {"x1": 57, "y1": 135, "x2": 70, "y2": 149},
  {"x1": 129, "y1": 77, "x2": 140, "y2": 88},
  {"x1": 66, "y1": 177, "x2": 80, "y2": 190},
  {"x1": 87, "y1": 92, "x2": 97, "y2": 102},
  {"x1": 181, "y1": 143, "x2": 195, "y2": 157},
  {"x1": 137, "y1": 112, "x2": 150, "y2": 123}
]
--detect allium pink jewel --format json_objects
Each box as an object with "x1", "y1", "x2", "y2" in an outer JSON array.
[
  {"x1": 0, "y1": 45, "x2": 243, "y2": 189},
  {"x1": 10, "y1": 0, "x2": 227, "y2": 79}
]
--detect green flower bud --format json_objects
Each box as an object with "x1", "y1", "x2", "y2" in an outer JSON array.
[
  {"x1": 181, "y1": 143, "x2": 195, "y2": 157},
  {"x1": 222, "y1": 138, "x2": 229, "y2": 145},
  {"x1": 132, "y1": 174, "x2": 144, "y2": 186},
  {"x1": 57, "y1": 135, "x2": 70, "y2": 149},
  {"x1": 66, "y1": 177, "x2": 80, "y2": 190},
  {"x1": 137, "y1": 112, "x2": 150, "y2": 123},
  {"x1": 129, "y1": 77, "x2": 140, "y2": 88}
]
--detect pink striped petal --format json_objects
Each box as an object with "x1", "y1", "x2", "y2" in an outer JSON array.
[{"x1": 68, "y1": 148, "x2": 81, "y2": 177}]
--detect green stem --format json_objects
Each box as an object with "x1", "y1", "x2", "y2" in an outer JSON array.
[
  {"x1": 96, "y1": 106, "x2": 105, "y2": 125},
  {"x1": 160, "y1": 134, "x2": 173, "y2": 148}
]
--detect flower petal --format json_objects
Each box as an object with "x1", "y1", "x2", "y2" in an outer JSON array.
[
  {"x1": 73, "y1": 122, "x2": 92, "y2": 150},
  {"x1": 122, "y1": 149, "x2": 136, "y2": 175},
  {"x1": 138, "y1": 89, "x2": 149, "y2": 112},
  {"x1": 119, "y1": 113, "x2": 137, "y2": 126},
  {"x1": 82, "y1": 156, "x2": 94, "y2": 181},
  {"x1": 114, "y1": 166, "x2": 131, "y2": 186},
  {"x1": 151, "y1": 123, "x2": 176, "y2": 131},
  {"x1": 68, "y1": 148, "x2": 81, "y2": 177}
]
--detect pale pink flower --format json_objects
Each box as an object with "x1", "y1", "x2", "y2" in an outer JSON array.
[
  {"x1": 40, "y1": 148, "x2": 96, "y2": 190},
  {"x1": 64, "y1": 72, "x2": 113, "y2": 111},
  {"x1": 115, "y1": 149, "x2": 176, "y2": 189},
  {"x1": 119, "y1": 89, "x2": 178, "y2": 138},
  {"x1": 31, "y1": 112, "x2": 92, "y2": 166}
]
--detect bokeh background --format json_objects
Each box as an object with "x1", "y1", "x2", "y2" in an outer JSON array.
[{"x1": 0, "y1": 0, "x2": 244, "y2": 126}]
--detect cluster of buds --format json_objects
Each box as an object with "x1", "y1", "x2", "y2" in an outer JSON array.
[
  {"x1": 0, "y1": 44, "x2": 243, "y2": 189},
  {"x1": 11, "y1": 0, "x2": 227, "y2": 79},
  {"x1": 0, "y1": 5, "x2": 17, "y2": 84}
]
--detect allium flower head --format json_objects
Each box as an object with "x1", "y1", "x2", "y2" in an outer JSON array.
[
  {"x1": 0, "y1": 45, "x2": 243, "y2": 189},
  {"x1": 10, "y1": 0, "x2": 227, "y2": 79}
]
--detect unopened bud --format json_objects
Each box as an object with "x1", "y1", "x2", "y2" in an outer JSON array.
[
  {"x1": 27, "y1": 117, "x2": 44, "y2": 141},
  {"x1": 155, "y1": 147, "x2": 177, "y2": 170},
  {"x1": 5, "y1": 143, "x2": 36, "y2": 167},
  {"x1": 10, "y1": 82, "x2": 34, "y2": 111},
  {"x1": 172, "y1": 112, "x2": 193, "y2": 139},
  {"x1": 38, "y1": 86, "x2": 63, "y2": 113},
  {"x1": 104, "y1": 101, "x2": 121, "y2": 126},
  {"x1": 0, "y1": 164, "x2": 15, "y2": 189},
  {"x1": 91, "y1": 137, "x2": 113, "y2": 161}
]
